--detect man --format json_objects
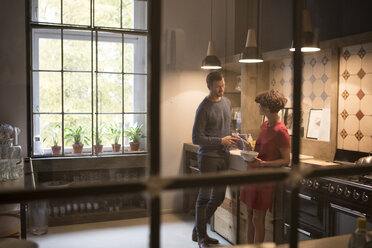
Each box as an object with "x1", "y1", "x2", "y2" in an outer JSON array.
[{"x1": 192, "y1": 71, "x2": 239, "y2": 248}]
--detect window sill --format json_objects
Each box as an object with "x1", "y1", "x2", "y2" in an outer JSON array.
[{"x1": 29, "y1": 153, "x2": 148, "y2": 173}]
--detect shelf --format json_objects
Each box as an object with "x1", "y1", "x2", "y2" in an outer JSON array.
[{"x1": 224, "y1": 91, "x2": 241, "y2": 94}]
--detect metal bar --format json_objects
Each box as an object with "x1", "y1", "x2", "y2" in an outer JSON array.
[
  {"x1": 149, "y1": 0, "x2": 161, "y2": 247},
  {"x1": 290, "y1": 0, "x2": 304, "y2": 247},
  {"x1": 30, "y1": 22, "x2": 148, "y2": 36}
]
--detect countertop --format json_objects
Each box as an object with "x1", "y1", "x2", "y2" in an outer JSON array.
[{"x1": 216, "y1": 234, "x2": 351, "y2": 248}]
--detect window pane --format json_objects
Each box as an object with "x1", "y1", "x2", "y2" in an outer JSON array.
[
  {"x1": 123, "y1": 0, "x2": 147, "y2": 30},
  {"x1": 64, "y1": 114, "x2": 92, "y2": 155},
  {"x1": 63, "y1": 0, "x2": 90, "y2": 25},
  {"x1": 33, "y1": 29, "x2": 61, "y2": 70},
  {"x1": 97, "y1": 73, "x2": 122, "y2": 113},
  {"x1": 95, "y1": 0, "x2": 121, "y2": 28},
  {"x1": 33, "y1": 0, "x2": 61, "y2": 23},
  {"x1": 124, "y1": 114, "x2": 147, "y2": 151},
  {"x1": 98, "y1": 32, "x2": 122, "y2": 72},
  {"x1": 64, "y1": 72, "x2": 92, "y2": 113},
  {"x1": 33, "y1": 72, "x2": 62, "y2": 113},
  {"x1": 63, "y1": 30, "x2": 92, "y2": 71},
  {"x1": 124, "y1": 34, "x2": 147, "y2": 73},
  {"x1": 124, "y1": 74, "x2": 147, "y2": 112},
  {"x1": 33, "y1": 114, "x2": 61, "y2": 156},
  {"x1": 97, "y1": 114, "x2": 123, "y2": 153}
]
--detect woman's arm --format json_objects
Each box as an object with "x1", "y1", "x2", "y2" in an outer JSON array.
[{"x1": 251, "y1": 147, "x2": 290, "y2": 167}]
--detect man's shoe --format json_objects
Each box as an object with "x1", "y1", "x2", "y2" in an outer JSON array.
[
  {"x1": 197, "y1": 238, "x2": 209, "y2": 248},
  {"x1": 192, "y1": 232, "x2": 219, "y2": 245}
]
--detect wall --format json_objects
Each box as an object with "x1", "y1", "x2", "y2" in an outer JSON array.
[
  {"x1": 160, "y1": 0, "x2": 231, "y2": 212},
  {"x1": 0, "y1": 0, "x2": 28, "y2": 155},
  {"x1": 338, "y1": 42, "x2": 372, "y2": 152}
]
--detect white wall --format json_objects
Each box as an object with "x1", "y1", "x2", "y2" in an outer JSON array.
[
  {"x1": 160, "y1": 0, "x2": 230, "y2": 212},
  {"x1": 0, "y1": 0, "x2": 28, "y2": 155}
]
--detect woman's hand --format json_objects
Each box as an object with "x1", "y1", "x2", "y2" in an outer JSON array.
[{"x1": 246, "y1": 157, "x2": 266, "y2": 169}]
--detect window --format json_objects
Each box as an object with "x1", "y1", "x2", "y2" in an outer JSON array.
[{"x1": 30, "y1": 0, "x2": 148, "y2": 156}]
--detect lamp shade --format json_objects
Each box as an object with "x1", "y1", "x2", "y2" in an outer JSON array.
[
  {"x1": 289, "y1": 9, "x2": 320, "y2": 52},
  {"x1": 201, "y1": 40, "x2": 222, "y2": 70},
  {"x1": 239, "y1": 29, "x2": 263, "y2": 63}
]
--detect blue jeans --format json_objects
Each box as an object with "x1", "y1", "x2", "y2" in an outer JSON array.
[{"x1": 194, "y1": 154, "x2": 229, "y2": 238}]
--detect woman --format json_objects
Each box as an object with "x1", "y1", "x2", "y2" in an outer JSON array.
[{"x1": 239, "y1": 89, "x2": 291, "y2": 243}]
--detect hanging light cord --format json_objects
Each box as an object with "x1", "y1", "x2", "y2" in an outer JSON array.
[
  {"x1": 257, "y1": 0, "x2": 262, "y2": 57},
  {"x1": 210, "y1": 0, "x2": 213, "y2": 41}
]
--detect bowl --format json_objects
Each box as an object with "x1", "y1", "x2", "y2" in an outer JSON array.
[{"x1": 240, "y1": 150, "x2": 259, "y2": 162}]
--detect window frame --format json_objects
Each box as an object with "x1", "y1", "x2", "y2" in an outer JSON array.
[{"x1": 30, "y1": 0, "x2": 148, "y2": 157}]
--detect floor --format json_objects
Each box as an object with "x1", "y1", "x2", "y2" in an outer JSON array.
[{"x1": 28, "y1": 213, "x2": 231, "y2": 248}]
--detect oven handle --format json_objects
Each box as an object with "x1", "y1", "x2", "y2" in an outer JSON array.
[
  {"x1": 285, "y1": 190, "x2": 315, "y2": 201},
  {"x1": 330, "y1": 203, "x2": 366, "y2": 218},
  {"x1": 284, "y1": 223, "x2": 311, "y2": 237}
]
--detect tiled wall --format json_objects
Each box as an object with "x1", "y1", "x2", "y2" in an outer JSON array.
[
  {"x1": 338, "y1": 43, "x2": 372, "y2": 152},
  {"x1": 269, "y1": 50, "x2": 333, "y2": 139}
]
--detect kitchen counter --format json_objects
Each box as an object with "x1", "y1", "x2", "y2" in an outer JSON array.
[{"x1": 217, "y1": 233, "x2": 351, "y2": 248}]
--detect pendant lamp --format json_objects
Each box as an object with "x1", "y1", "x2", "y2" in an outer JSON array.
[
  {"x1": 201, "y1": 0, "x2": 222, "y2": 70},
  {"x1": 239, "y1": 29, "x2": 263, "y2": 63},
  {"x1": 239, "y1": 0, "x2": 263, "y2": 63},
  {"x1": 289, "y1": 9, "x2": 320, "y2": 52}
]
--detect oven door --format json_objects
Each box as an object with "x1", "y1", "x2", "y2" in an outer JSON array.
[
  {"x1": 329, "y1": 203, "x2": 372, "y2": 236},
  {"x1": 284, "y1": 223, "x2": 324, "y2": 241}
]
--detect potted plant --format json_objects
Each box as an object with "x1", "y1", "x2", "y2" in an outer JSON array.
[
  {"x1": 64, "y1": 126, "x2": 90, "y2": 154},
  {"x1": 93, "y1": 125, "x2": 105, "y2": 154},
  {"x1": 124, "y1": 123, "x2": 146, "y2": 151},
  {"x1": 43, "y1": 123, "x2": 61, "y2": 155},
  {"x1": 107, "y1": 123, "x2": 121, "y2": 152}
]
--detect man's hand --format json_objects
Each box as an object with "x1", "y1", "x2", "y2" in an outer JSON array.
[{"x1": 221, "y1": 136, "x2": 239, "y2": 146}]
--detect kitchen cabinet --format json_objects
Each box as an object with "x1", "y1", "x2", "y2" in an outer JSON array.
[{"x1": 29, "y1": 155, "x2": 148, "y2": 227}]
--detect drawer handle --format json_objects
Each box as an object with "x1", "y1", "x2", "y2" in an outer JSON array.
[
  {"x1": 189, "y1": 166, "x2": 200, "y2": 172},
  {"x1": 284, "y1": 223, "x2": 311, "y2": 237},
  {"x1": 330, "y1": 203, "x2": 366, "y2": 217}
]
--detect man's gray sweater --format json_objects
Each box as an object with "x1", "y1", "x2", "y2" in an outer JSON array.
[{"x1": 192, "y1": 96, "x2": 232, "y2": 157}]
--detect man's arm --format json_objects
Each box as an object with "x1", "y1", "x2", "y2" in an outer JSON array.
[{"x1": 192, "y1": 108, "x2": 221, "y2": 146}]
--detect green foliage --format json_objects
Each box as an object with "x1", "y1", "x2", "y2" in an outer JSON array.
[
  {"x1": 107, "y1": 123, "x2": 121, "y2": 144},
  {"x1": 65, "y1": 126, "x2": 90, "y2": 146},
  {"x1": 124, "y1": 123, "x2": 145, "y2": 143},
  {"x1": 42, "y1": 123, "x2": 61, "y2": 147},
  {"x1": 94, "y1": 124, "x2": 106, "y2": 146}
]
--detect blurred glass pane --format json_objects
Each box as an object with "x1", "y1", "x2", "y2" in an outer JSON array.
[
  {"x1": 38, "y1": 115, "x2": 62, "y2": 155},
  {"x1": 33, "y1": 0, "x2": 61, "y2": 23},
  {"x1": 124, "y1": 74, "x2": 147, "y2": 112},
  {"x1": 64, "y1": 114, "x2": 92, "y2": 154},
  {"x1": 64, "y1": 72, "x2": 92, "y2": 113},
  {"x1": 98, "y1": 32, "x2": 122, "y2": 72},
  {"x1": 124, "y1": 0, "x2": 147, "y2": 30},
  {"x1": 123, "y1": 113, "x2": 147, "y2": 150},
  {"x1": 32, "y1": 29, "x2": 61, "y2": 70},
  {"x1": 95, "y1": 0, "x2": 121, "y2": 28},
  {"x1": 97, "y1": 73, "x2": 122, "y2": 113},
  {"x1": 97, "y1": 114, "x2": 123, "y2": 153},
  {"x1": 124, "y1": 34, "x2": 147, "y2": 73},
  {"x1": 63, "y1": 30, "x2": 92, "y2": 71},
  {"x1": 63, "y1": 0, "x2": 90, "y2": 25},
  {"x1": 33, "y1": 114, "x2": 62, "y2": 155},
  {"x1": 33, "y1": 71, "x2": 62, "y2": 113}
]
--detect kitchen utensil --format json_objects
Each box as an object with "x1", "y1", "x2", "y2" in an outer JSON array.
[
  {"x1": 356, "y1": 151, "x2": 372, "y2": 166},
  {"x1": 240, "y1": 150, "x2": 259, "y2": 162}
]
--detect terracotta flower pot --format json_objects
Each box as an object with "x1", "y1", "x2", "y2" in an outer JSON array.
[
  {"x1": 112, "y1": 144, "x2": 121, "y2": 152},
  {"x1": 129, "y1": 142, "x2": 140, "y2": 151},
  {"x1": 51, "y1": 145, "x2": 61, "y2": 155},
  {"x1": 72, "y1": 144, "x2": 84, "y2": 154},
  {"x1": 93, "y1": 145, "x2": 103, "y2": 154}
]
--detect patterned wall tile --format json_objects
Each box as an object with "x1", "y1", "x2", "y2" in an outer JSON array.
[
  {"x1": 338, "y1": 42, "x2": 372, "y2": 152},
  {"x1": 359, "y1": 136, "x2": 372, "y2": 153},
  {"x1": 344, "y1": 95, "x2": 360, "y2": 115},
  {"x1": 344, "y1": 115, "x2": 359, "y2": 135},
  {"x1": 344, "y1": 135, "x2": 359, "y2": 151},
  {"x1": 361, "y1": 74, "x2": 372, "y2": 94},
  {"x1": 360, "y1": 95, "x2": 372, "y2": 115}
]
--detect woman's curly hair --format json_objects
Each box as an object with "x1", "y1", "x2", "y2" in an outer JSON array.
[{"x1": 255, "y1": 90, "x2": 287, "y2": 113}]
